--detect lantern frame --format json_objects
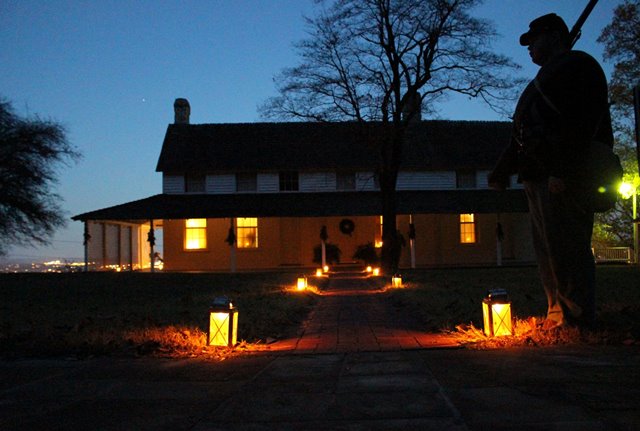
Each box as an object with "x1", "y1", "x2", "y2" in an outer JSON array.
[
  {"x1": 482, "y1": 289, "x2": 513, "y2": 337},
  {"x1": 208, "y1": 298, "x2": 238, "y2": 347}
]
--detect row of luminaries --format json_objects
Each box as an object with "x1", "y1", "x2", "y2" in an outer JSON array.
[{"x1": 207, "y1": 274, "x2": 512, "y2": 347}]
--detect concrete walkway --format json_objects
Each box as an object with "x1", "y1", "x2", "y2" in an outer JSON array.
[{"x1": 1, "y1": 272, "x2": 639, "y2": 430}]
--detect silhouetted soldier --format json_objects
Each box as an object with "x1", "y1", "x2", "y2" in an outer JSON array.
[{"x1": 488, "y1": 13, "x2": 613, "y2": 330}]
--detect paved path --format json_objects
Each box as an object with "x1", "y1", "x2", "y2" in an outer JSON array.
[
  {"x1": 1, "y1": 271, "x2": 639, "y2": 430},
  {"x1": 272, "y1": 273, "x2": 460, "y2": 353}
]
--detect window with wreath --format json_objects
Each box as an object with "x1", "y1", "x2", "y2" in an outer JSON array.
[
  {"x1": 459, "y1": 214, "x2": 476, "y2": 244},
  {"x1": 236, "y1": 217, "x2": 258, "y2": 248},
  {"x1": 185, "y1": 218, "x2": 207, "y2": 250}
]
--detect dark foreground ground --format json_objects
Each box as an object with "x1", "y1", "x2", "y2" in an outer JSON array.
[
  {"x1": 1, "y1": 271, "x2": 639, "y2": 430},
  {"x1": 1, "y1": 345, "x2": 638, "y2": 430}
]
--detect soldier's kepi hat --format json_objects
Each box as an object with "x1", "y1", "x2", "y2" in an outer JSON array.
[{"x1": 519, "y1": 13, "x2": 569, "y2": 46}]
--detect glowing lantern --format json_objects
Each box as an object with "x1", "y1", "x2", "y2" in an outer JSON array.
[
  {"x1": 391, "y1": 274, "x2": 403, "y2": 288},
  {"x1": 372, "y1": 267, "x2": 380, "y2": 276},
  {"x1": 208, "y1": 296, "x2": 238, "y2": 347},
  {"x1": 323, "y1": 265, "x2": 329, "y2": 273},
  {"x1": 297, "y1": 276, "x2": 308, "y2": 290},
  {"x1": 315, "y1": 268, "x2": 323, "y2": 277},
  {"x1": 366, "y1": 265, "x2": 373, "y2": 273},
  {"x1": 482, "y1": 289, "x2": 513, "y2": 337}
]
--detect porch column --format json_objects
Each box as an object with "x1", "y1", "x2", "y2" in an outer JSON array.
[
  {"x1": 227, "y1": 219, "x2": 237, "y2": 273},
  {"x1": 117, "y1": 224, "x2": 122, "y2": 269},
  {"x1": 129, "y1": 225, "x2": 134, "y2": 271},
  {"x1": 320, "y1": 225, "x2": 328, "y2": 269},
  {"x1": 148, "y1": 219, "x2": 156, "y2": 273},
  {"x1": 83, "y1": 221, "x2": 91, "y2": 272},
  {"x1": 408, "y1": 216, "x2": 416, "y2": 269},
  {"x1": 101, "y1": 222, "x2": 107, "y2": 269}
]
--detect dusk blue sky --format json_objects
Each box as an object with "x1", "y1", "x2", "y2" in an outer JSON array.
[{"x1": 1, "y1": 0, "x2": 619, "y2": 261}]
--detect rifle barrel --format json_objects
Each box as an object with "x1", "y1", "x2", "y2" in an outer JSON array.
[{"x1": 569, "y1": 0, "x2": 600, "y2": 47}]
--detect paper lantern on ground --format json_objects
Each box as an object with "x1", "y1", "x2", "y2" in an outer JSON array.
[
  {"x1": 366, "y1": 265, "x2": 373, "y2": 273},
  {"x1": 297, "y1": 276, "x2": 308, "y2": 290},
  {"x1": 315, "y1": 268, "x2": 323, "y2": 277},
  {"x1": 392, "y1": 274, "x2": 403, "y2": 288},
  {"x1": 208, "y1": 296, "x2": 238, "y2": 347},
  {"x1": 372, "y1": 267, "x2": 380, "y2": 276},
  {"x1": 482, "y1": 289, "x2": 513, "y2": 337}
]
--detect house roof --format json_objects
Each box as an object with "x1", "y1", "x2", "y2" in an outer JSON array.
[
  {"x1": 71, "y1": 190, "x2": 527, "y2": 222},
  {"x1": 156, "y1": 120, "x2": 512, "y2": 173}
]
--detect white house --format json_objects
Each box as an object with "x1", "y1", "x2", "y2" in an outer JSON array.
[{"x1": 72, "y1": 99, "x2": 533, "y2": 271}]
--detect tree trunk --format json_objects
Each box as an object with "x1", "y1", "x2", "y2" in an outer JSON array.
[{"x1": 379, "y1": 126, "x2": 404, "y2": 274}]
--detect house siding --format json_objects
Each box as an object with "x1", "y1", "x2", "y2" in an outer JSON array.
[
  {"x1": 397, "y1": 171, "x2": 456, "y2": 190},
  {"x1": 163, "y1": 175, "x2": 184, "y2": 194},
  {"x1": 165, "y1": 169, "x2": 505, "y2": 195},
  {"x1": 300, "y1": 172, "x2": 335, "y2": 192},
  {"x1": 208, "y1": 174, "x2": 235, "y2": 194},
  {"x1": 258, "y1": 173, "x2": 279, "y2": 193}
]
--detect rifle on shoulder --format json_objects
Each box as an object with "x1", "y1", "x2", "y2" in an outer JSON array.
[{"x1": 569, "y1": 0, "x2": 600, "y2": 48}]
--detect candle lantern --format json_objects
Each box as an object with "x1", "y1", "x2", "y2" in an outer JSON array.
[
  {"x1": 372, "y1": 267, "x2": 380, "y2": 276},
  {"x1": 482, "y1": 289, "x2": 513, "y2": 337},
  {"x1": 315, "y1": 268, "x2": 323, "y2": 277},
  {"x1": 208, "y1": 296, "x2": 238, "y2": 347},
  {"x1": 323, "y1": 265, "x2": 329, "y2": 273},
  {"x1": 297, "y1": 276, "x2": 308, "y2": 290},
  {"x1": 366, "y1": 265, "x2": 373, "y2": 273},
  {"x1": 391, "y1": 274, "x2": 403, "y2": 288}
]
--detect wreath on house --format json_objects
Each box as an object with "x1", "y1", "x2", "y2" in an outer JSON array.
[{"x1": 339, "y1": 218, "x2": 355, "y2": 236}]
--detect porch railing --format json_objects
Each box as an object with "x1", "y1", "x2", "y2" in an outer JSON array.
[{"x1": 592, "y1": 247, "x2": 632, "y2": 264}]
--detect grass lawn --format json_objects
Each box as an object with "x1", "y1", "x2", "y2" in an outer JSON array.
[
  {"x1": 387, "y1": 265, "x2": 640, "y2": 347},
  {"x1": 0, "y1": 271, "x2": 317, "y2": 359},
  {"x1": 1, "y1": 266, "x2": 638, "y2": 358}
]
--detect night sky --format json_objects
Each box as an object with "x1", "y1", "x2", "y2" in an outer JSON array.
[{"x1": 0, "y1": 0, "x2": 616, "y2": 261}]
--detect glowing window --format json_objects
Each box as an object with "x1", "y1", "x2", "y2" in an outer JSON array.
[
  {"x1": 185, "y1": 218, "x2": 207, "y2": 250},
  {"x1": 237, "y1": 218, "x2": 258, "y2": 248},
  {"x1": 460, "y1": 214, "x2": 476, "y2": 244}
]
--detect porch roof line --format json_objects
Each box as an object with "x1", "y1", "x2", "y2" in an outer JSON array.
[{"x1": 71, "y1": 190, "x2": 528, "y2": 222}]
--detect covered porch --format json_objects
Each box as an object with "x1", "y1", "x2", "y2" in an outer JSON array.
[{"x1": 72, "y1": 189, "x2": 530, "y2": 272}]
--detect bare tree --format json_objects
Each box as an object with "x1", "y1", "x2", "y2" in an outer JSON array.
[
  {"x1": 261, "y1": 0, "x2": 520, "y2": 272},
  {"x1": 0, "y1": 99, "x2": 80, "y2": 255}
]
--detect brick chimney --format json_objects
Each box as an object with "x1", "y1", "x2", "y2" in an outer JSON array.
[{"x1": 174, "y1": 98, "x2": 190, "y2": 124}]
